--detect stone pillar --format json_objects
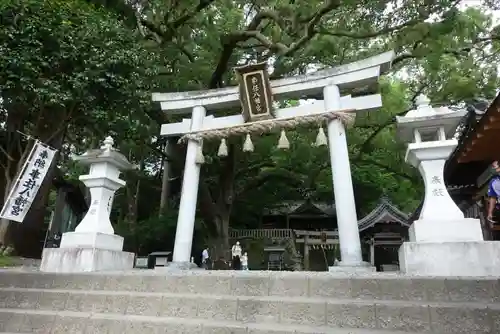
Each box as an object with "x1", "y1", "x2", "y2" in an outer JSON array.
[
  {"x1": 40, "y1": 137, "x2": 135, "y2": 273},
  {"x1": 324, "y1": 85, "x2": 370, "y2": 272},
  {"x1": 171, "y1": 106, "x2": 206, "y2": 266}
]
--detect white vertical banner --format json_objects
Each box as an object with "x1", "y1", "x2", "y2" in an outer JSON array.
[{"x1": 0, "y1": 141, "x2": 57, "y2": 222}]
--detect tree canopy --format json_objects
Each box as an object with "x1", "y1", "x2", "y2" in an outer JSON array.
[{"x1": 1, "y1": 0, "x2": 499, "y2": 257}]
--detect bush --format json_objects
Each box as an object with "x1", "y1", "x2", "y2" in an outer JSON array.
[{"x1": 0, "y1": 255, "x2": 14, "y2": 267}]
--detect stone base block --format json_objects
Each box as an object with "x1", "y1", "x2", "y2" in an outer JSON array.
[
  {"x1": 328, "y1": 261, "x2": 375, "y2": 273},
  {"x1": 154, "y1": 261, "x2": 200, "y2": 271},
  {"x1": 399, "y1": 241, "x2": 500, "y2": 276},
  {"x1": 409, "y1": 218, "x2": 483, "y2": 242},
  {"x1": 59, "y1": 232, "x2": 124, "y2": 251},
  {"x1": 40, "y1": 247, "x2": 134, "y2": 273}
]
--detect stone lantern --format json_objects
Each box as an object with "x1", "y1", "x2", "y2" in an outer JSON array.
[
  {"x1": 40, "y1": 136, "x2": 135, "y2": 273},
  {"x1": 397, "y1": 95, "x2": 468, "y2": 224},
  {"x1": 396, "y1": 95, "x2": 500, "y2": 276}
]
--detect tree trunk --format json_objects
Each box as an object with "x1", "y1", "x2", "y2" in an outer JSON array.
[
  {"x1": 208, "y1": 211, "x2": 231, "y2": 260},
  {"x1": 0, "y1": 167, "x2": 14, "y2": 245},
  {"x1": 209, "y1": 143, "x2": 236, "y2": 259},
  {"x1": 125, "y1": 161, "x2": 143, "y2": 253},
  {"x1": 0, "y1": 104, "x2": 28, "y2": 246},
  {"x1": 159, "y1": 140, "x2": 171, "y2": 216}
]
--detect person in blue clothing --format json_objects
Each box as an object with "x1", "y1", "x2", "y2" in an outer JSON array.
[{"x1": 486, "y1": 161, "x2": 500, "y2": 223}]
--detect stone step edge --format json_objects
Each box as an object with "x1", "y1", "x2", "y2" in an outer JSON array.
[
  {"x1": 0, "y1": 308, "x2": 425, "y2": 334},
  {"x1": 3, "y1": 287, "x2": 499, "y2": 309},
  {"x1": 2, "y1": 268, "x2": 500, "y2": 280}
]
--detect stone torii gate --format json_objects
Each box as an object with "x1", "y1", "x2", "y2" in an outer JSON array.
[{"x1": 153, "y1": 51, "x2": 395, "y2": 270}]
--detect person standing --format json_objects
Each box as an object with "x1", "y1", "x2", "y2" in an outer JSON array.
[
  {"x1": 486, "y1": 161, "x2": 500, "y2": 224},
  {"x1": 231, "y1": 241, "x2": 242, "y2": 270},
  {"x1": 201, "y1": 247, "x2": 210, "y2": 270},
  {"x1": 241, "y1": 252, "x2": 248, "y2": 271}
]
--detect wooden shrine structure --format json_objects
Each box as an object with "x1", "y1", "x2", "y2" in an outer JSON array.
[
  {"x1": 358, "y1": 196, "x2": 410, "y2": 271},
  {"x1": 261, "y1": 200, "x2": 335, "y2": 230},
  {"x1": 444, "y1": 92, "x2": 500, "y2": 239},
  {"x1": 231, "y1": 196, "x2": 410, "y2": 271}
]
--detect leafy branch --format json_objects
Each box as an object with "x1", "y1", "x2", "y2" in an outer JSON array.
[
  {"x1": 354, "y1": 85, "x2": 427, "y2": 161},
  {"x1": 209, "y1": 0, "x2": 343, "y2": 88},
  {"x1": 87, "y1": 0, "x2": 216, "y2": 43},
  {"x1": 315, "y1": 15, "x2": 430, "y2": 40},
  {"x1": 393, "y1": 34, "x2": 500, "y2": 67},
  {"x1": 355, "y1": 157, "x2": 418, "y2": 183}
]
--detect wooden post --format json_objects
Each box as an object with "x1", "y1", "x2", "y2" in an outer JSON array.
[
  {"x1": 370, "y1": 238, "x2": 375, "y2": 266},
  {"x1": 304, "y1": 234, "x2": 310, "y2": 270}
]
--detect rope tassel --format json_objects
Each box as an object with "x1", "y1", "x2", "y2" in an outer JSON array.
[
  {"x1": 315, "y1": 126, "x2": 328, "y2": 147},
  {"x1": 277, "y1": 129, "x2": 290, "y2": 149},
  {"x1": 217, "y1": 138, "x2": 228, "y2": 157},
  {"x1": 243, "y1": 134, "x2": 254, "y2": 152},
  {"x1": 195, "y1": 141, "x2": 205, "y2": 164}
]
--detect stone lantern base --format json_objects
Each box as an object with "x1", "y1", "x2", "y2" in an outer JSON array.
[
  {"x1": 40, "y1": 232, "x2": 134, "y2": 273},
  {"x1": 399, "y1": 241, "x2": 500, "y2": 276},
  {"x1": 399, "y1": 218, "x2": 500, "y2": 276}
]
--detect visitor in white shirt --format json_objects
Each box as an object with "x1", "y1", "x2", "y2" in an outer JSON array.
[{"x1": 231, "y1": 241, "x2": 242, "y2": 270}]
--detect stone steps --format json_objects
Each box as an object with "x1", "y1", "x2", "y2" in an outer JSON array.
[
  {"x1": 1, "y1": 288, "x2": 500, "y2": 332},
  {"x1": 1, "y1": 270, "x2": 499, "y2": 302},
  {"x1": 1, "y1": 270, "x2": 500, "y2": 333},
  {"x1": 0, "y1": 308, "x2": 428, "y2": 334}
]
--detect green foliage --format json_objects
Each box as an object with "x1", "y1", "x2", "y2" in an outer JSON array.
[
  {"x1": 0, "y1": 0, "x2": 160, "y2": 157},
  {"x1": 115, "y1": 210, "x2": 178, "y2": 255},
  {"x1": 0, "y1": 255, "x2": 14, "y2": 267}
]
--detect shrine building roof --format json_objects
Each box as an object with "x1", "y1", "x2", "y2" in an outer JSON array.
[
  {"x1": 263, "y1": 197, "x2": 410, "y2": 228},
  {"x1": 263, "y1": 200, "x2": 336, "y2": 217},
  {"x1": 357, "y1": 196, "x2": 410, "y2": 232},
  {"x1": 444, "y1": 92, "x2": 500, "y2": 188}
]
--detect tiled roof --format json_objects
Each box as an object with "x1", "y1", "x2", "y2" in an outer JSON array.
[
  {"x1": 263, "y1": 200, "x2": 336, "y2": 216},
  {"x1": 357, "y1": 196, "x2": 410, "y2": 232}
]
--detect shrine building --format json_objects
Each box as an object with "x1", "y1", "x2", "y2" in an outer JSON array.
[{"x1": 231, "y1": 196, "x2": 410, "y2": 272}]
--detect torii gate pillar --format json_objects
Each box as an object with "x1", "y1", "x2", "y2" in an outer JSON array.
[
  {"x1": 324, "y1": 85, "x2": 365, "y2": 268},
  {"x1": 171, "y1": 106, "x2": 206, "y2": 267}
]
